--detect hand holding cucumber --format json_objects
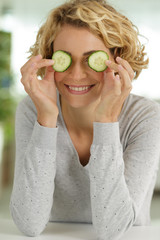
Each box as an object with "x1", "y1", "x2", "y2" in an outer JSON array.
[
  {"x1": 20, "y1": 55, "x2": 59, "y2": 127},
  {"x1": 94, "y1": 57, "x2": 134, "y2": 123},
  {"x1": 51, "y1": 50, "x2": 134, "y2": 123}
]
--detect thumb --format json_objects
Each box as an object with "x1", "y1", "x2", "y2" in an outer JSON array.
[{"x1": 43, "y1": 66, "x2": 55, "y2": 82}]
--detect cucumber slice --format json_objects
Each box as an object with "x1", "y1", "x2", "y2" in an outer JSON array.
[
  {"x1": 88, "y1": 50, "x2": 109, "y2": 72},
  {"x1": 52, "y1": 50, "x2": 72, "y2": 72}
]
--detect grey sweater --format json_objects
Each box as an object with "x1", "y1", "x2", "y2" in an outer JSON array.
[{"x1": 10, "y1": 92, "x2": 160, "y2": 240}]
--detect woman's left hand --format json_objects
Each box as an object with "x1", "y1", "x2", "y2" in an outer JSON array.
[{"x1": 94, "y1": 57, "x2": 134, "y2": 123}]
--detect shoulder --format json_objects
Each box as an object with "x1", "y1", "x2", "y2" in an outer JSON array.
[
  {"x1": 17, "y1": 89, "x2": 60, "y2": 116},
  {"x1": 121, "y1": 93, "x2": 160, "y2": 121},
  {"x1": 119, "y1": 94, "x2": 160, "y2": 140},
  {"x1": 17, "y1": 95, "x2": 37, "y2": 113},
  {"x1": 125, "y1": 93, "x2": 160, "y2": 111},
  {"x1": 119, "y1": 94, "x2": 160, "y2": 150},
  {"x1": 16, "y1": 95, "x2": 37, "y2": 125}
]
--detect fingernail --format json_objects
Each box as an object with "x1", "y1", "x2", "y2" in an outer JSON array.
[
  {"x1": 116, "y1": 56, "x2": 121, "y2": 62},
  {"x1": 106, "y1": 60, "x2": 111, "y2": 64},
  {"x1": 36, "y1": 54, "x2": 42, "y2": 59},
  {"x1": 48, "y1": 60, "x2": 54, "y2": 64},
  {"x1": 115, "y1": 74, "x2": 120, "y2": 80}
]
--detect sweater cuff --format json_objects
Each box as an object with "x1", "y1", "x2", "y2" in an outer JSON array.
[
  {"x1": 31, "y1": 121, "x2": 58, "y2": 149},
  {"x1": 92, "y1": 122, "x2": 120, "y2": 145}
]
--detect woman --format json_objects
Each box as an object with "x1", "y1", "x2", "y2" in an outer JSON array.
[{"x1": 10, "y1": 0, "x2": 160, "y2": 239}]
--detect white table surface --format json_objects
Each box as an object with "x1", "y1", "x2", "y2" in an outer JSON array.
[{"x1": 0, "y1": 218, "x2": 160, "y2": 240}]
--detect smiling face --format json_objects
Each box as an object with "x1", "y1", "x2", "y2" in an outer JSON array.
[{"x1": 54, "y1": 24, "x2": 114, "y2": 108}]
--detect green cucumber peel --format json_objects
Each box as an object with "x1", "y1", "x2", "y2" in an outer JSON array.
[
  {"x1": 52, "y1": 50, "x2": 72, "y2": 72},
  {"x1": 88, "y1": 50, "x2": 109, "y2": 72}
]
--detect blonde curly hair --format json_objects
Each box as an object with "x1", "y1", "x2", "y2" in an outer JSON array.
[{"x1": 29, "y1": 0, "x2": 149, "y2": 79}]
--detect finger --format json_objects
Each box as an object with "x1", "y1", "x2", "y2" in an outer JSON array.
[
  {"x1": 21, "y1": 72, "x2": 38, "y2": 95},
  {"x1": 20, "y1": 56, "x2": 44, "y2": 94},
  {"x1": 118, "y1": 65, "x2": 132, "y2": 92},
  {"x1": 105, "y1": 60, "x2": 119, "y2": 73},
  {"x1": 20, "y1": 55, "x2": 42, "y2": 75},
  {"x1": 116, "y1": 57, "x2": 135, "y2": 80},
  {"x1": 105, "y1": 60, "x2": 124, "y2": 87},
  {"x1": 43, "y1": 66, "x2": 55, "y2": 82},
  {"x1": 27, "y1": 59, "x2": 54, "y2": 75},
  {"x1": 103, "y1": 71, "x2": 121, "y2": 96},
  {"x1": 103, "y1": 71, "x2": 115, "y2": 90},
  {"x1": 28, "y1": 74, "x2": 39, "y2": 96},
  {"x1": 37, "y1": 59, "x2": 54, "y2": 70},
  {"x1": 114, "y1": 74, "x2": 121, "y2": 96},
  {"x1": 105, "y1": 60, "x2": 132, "y2": 91},
  {"x1": 21, "y1": 56, "x2": 54, "y2": 76}
]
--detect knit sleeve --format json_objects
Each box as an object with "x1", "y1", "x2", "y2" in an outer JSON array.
[
  {"x1": 88, "y1": 104, "x2": 160, "y2": 240},
  {"x1": 10, "y1": 98, "x2": 58, "y2": 237}
]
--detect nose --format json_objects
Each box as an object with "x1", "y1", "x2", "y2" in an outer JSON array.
[{"x1": 68, "y1": 62, "x2": 87, "y2": 81}]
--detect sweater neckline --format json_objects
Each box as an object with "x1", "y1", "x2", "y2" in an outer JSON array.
[
  {"x1": 57, "y1": 90, "x2": 89, "y2": 170},
  {"x1": 56, "y1": 90, "x2": 130, "y2": 169}
]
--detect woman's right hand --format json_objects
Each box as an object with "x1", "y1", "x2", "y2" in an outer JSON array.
[{"x1": 20, "y1": 54, "x2": 59, "y2": 127}]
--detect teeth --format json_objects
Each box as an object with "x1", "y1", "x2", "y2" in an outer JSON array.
[{"x1": 68, "y1": 86, "x2": 91, "y2": 91}]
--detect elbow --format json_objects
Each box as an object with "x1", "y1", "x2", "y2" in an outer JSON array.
[
  {"x1": 96, "y1": 218, "x2": 134, "y2": 240},
  {"x1": 17, "y1": 223, "x2": 44, "y2": 237},
  {"x1": 12, "y1": 215, "x2": 46, "y2": 237},
  {"x1": 94, "y1": 204, "x2": 136, "y2": 240},
  {"x1": 20, "y1": 227, "x2": 44, "y2": 237},
  {"x1": 16, "y1": 225, "x2": 43, "y2": 237},
  {"x1": 10, "y1": 202, "x2": 47, "y2": 237}
]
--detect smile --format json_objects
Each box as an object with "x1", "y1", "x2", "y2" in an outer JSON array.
[{"x1": 64, "y1": 84, "x2": 95, "y2": 95}]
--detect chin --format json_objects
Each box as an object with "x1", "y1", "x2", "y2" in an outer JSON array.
[
  {"x1": 64, "y1": 95, "x2": 99, "y2": 109},
  {"x1": 68, "y1": 102, "x2": 90, "y2": 109}
]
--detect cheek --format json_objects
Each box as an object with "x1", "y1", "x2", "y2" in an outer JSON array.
[
  {"x1": 54, "y1": 72, "x2": 64, "y2": 82},
  {"x1": 94, "y1": 72, "x2": 104, "y2": 82}
]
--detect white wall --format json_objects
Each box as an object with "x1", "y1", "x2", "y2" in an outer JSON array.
[{"x1": 108, "y1": 0, "x2": 160, "y2": 99}]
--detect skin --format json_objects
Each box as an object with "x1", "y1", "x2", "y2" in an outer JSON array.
[{"x1": 20, "y1": 24, "x2": 134, "y2": 133}]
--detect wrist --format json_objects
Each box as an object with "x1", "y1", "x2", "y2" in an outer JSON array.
[
  {"x1": 37, "y1": 112, "x2": 59, "y2": 128},
  {"x1": 94, "y1": 114, "x2": 118, "y2": 123}
]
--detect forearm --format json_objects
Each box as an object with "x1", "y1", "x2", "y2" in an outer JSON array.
[
  {"x1": 88, "y1": 122, "x2": 136, "y2": 240},
  {"x1": 89, "y1": 150, "x2": 135, "y2": 240},
  {"x1": 10, "y1": 121, "x2": 58, "y2": 237}
]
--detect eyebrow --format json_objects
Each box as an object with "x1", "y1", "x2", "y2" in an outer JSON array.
[{"x1": 62, "y1": 50, "x2": 98, "y2": 56}]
